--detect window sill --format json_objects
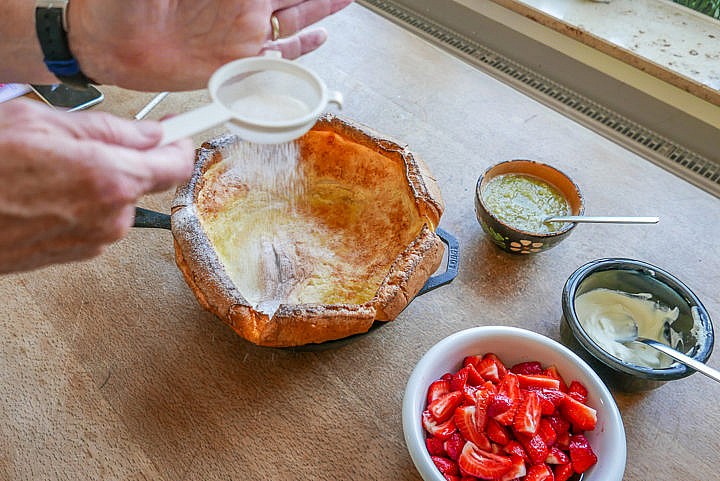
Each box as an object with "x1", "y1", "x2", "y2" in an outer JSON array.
[{"x1": 485, "y1": 0, "x2": 720, "y2": 107}]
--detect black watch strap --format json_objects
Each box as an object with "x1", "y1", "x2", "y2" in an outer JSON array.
[{"x1": 35, "y1": 1, "x2": 95, "y2": 90}]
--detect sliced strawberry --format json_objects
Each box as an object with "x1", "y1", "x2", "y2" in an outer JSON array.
[
  {"x1": 503, "y1": 439, "x2": 529, "y2": 463},
  {"x1": 493, "y1": 373, "x2": 520, "y2": 426},
  {"x1": 537, "y1": 418, "x2": 557, "y2": 447},
  {"x1": 457, "y1": 442, "x2": 513, "y2": 480},
  {"x1": 454, "y1": 405, "x2": 491, "y2": 450},
  {"x1": 429, "y1": 391, "x2": 464, "y2": 422},
  {"x1": 431, "y1": 455, "x2": 460, "y2": 476},
  {"x1": 546, "y1": 414, "x2": 571, "y2": 436},
  {"x1": 524, "y1": 463, "x2": 554, "y2": 481},
  {"x1": 569, "y1": 434, "x2": 598, "y2": 473},
  {"x1": 554, "y1": 462, "x2": 575, "y2": 481},
  {"x1": 427, "y1": 379, "x2": 451, "y2": 405},
  {"x1": 463, "y1": 355, "x2": 483, "y2": 369},
  {"x1": 462, "y1": 385, "x2": 479, "y2": 405},
  {"x1": 499, "y1": 454, "x2": 527, "y2": 481},
  {"x1": 476, "y1": 353, "x2": 508, "y2": 384},
  {"x1": 443, "y1": 476, "x2": 461, "y2": 481},
  {"x1": 518, "y1": 433, "x2": 550, "y2": 465},
  {"x1": 517, "y1": 374, "x2": 561, "y2": 391},
  {"x1": 465, "y1": 363, "x2": 485, "y2": 386},
  {"x1": 486, "y1": 393, "x2": 513, "y2": 418},
  {"x1": 485, "y1": 417, "x2": 511, "y2": 445},
  {"x1": 513, "y1": 390, "x2": 542, "y2": 435},
  {"x1": 555, "y1": 430, "x2": 571, "y2": 450},
  {"x1": 510, "y1": 361, "x2": 544, "y2": 375},
  {"x1": 426, "y1": 436, "x2": 446, "y2": 456},
  {"x1": 444, "y1": 432, "x2": 466, "y2": 461},
  {"x1": 423, "y1": 409, "x2": 457, "y2": 441},
  {"x1": 450, "y1": 367, "x2": 471, "y2": 392},
  {"x1": 546, "y1": 445, "x2": 570, "y2": 464},
  {"x1": 559, "y1": 394, "x2": 597, "y2": 432},
  {"x1": 441, "y1": 373, "x2": 453, "y2": 381},
  {"x1": 567, "y1": 380, "x2": 588, "y2": 404},
  {"x1": 543, "y1": 365, "x2": 568, "y2": 392}
]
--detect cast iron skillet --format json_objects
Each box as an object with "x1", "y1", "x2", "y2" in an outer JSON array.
[{"x1": 133, "y1": 207, "x2": 459, "y2": 349}]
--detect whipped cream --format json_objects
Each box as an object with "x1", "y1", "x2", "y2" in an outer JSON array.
[{"x1": 574, "y1": 288, "x2": 680, "y2": 368}]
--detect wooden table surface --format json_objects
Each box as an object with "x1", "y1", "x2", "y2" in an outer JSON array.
[{"x1": 1, "y1": 4, "x2": 718, "y2": 480}]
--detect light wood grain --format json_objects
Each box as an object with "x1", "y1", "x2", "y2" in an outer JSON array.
[{"x1": 1, "y1": 4, "x2": 718, "y2": 480}]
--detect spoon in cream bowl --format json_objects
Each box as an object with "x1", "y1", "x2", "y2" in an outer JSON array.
[
  {"x1": 545, "y1": 216, "x2": 659, "y2": 225},
  {"x1": 616, "y1": 321, "x2": 720, "y2": 384}
]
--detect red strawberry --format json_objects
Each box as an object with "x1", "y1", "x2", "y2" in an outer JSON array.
[
  {"x1": 518, "y1": 433, "x2": 549, "y2": 465},
  {"x1": 493, "y1": 373, "x2": 520, "y2": 426},
  {"x1": 463, "y1": 355, "x2": 483, "y2": 369},
  {"x1": 503, "y1": 440, "x2": 529, "y2": 463},
  {"x1": 486, "y1": 393, "x2": 513, "y2": 418},
  {"x1": 465, "y1": 363, "x2": 485, "y2": 386},
  {"x1": 543, "y1": 365, "x2": 568, "y2": 392},
  {"x1": 499, "y1": 454, "x2": 527, "y2": 481},
  {"x1": 555, "y1": 430, "x2": 571, "y2": 450},
  {"x1": 513, "y1": 390, "x2": 542, "y2": 435},
  {"x1": 429, "y1": 391, "x2": 464, "y2": 422},
  {"x1": 517, "y1": 374, "x2": 561, "y2": 391},
  {"x1": 454, "y1": 405, "x2": 491, "y2": 450},
  {"x1": 423, "y1": 409, "x2": 457, "y2": 441},
  {"x1": 426, "y1": 436, "x2": 445, "y2": 456},
  {"x1": 559, "y1": 394, "x2": 597, "y2": 432},
  {"x1": 431, "y1": 455, "x2": 460, "y2": 476},
  {"x1": 477, "y1": 353, "x2": 508, "y2": 384},
  {"x1": 554, "y1": 462, "x2": 575, "y2": 481},
  {"x1": 537, "y1": 418, "x2": 557, "y2": 447},
  {"x1": 444, "y1": 432, "x2": 466, "y2": 461},
  {"x1": 451, "y1": 367, "x2": 471, "y2": 392},
  {"x1": 485, "y1": 418, "x2": 511, "y2": 445},
  {"x1": 462, "y1": 385, "x2": 479, "y2": 405},
  {"x1": 457, "y1": 442, "x2": 513, "y2": 480},
  {"x1": 427, "y1": 379, "x2": 451, "y2": 404},
  {"x1": 524, "y1": 463, "x2": 554, "y2": 481},
  {"x1": 569, "y1": 434, "x2": 598, "y2": 473},
  {"x1": 546, "y1": 414, "x2": 571, "y2": 436},
  {"x1": 567, "y1": 381, "x2": 589, "y2": 404},
  {"x1": 510, "y1": 361, "x2": 544, "y2": 375},
  {"x1": 545, "y1": 445, "x2": 570, "y2": 464}
]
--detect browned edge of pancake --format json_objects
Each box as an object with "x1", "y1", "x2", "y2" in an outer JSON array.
[{"x1": 170, "y1": 114, "x2": 445, "y2": 347}]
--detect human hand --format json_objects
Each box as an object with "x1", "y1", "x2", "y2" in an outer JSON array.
[
  {"x1": 68, "y1": 0, "x2": 354, "y2": 91},
  {"x1": 0, "y1": 99, "x2": 194, "y2": 274}
]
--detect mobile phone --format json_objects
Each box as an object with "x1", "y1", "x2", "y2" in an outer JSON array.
[{"x1": 30, "y1": 84, "x2": 104, "y2": 111}]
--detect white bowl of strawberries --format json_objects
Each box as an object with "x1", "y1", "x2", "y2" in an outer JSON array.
[{"x1": 402, "y1": 326, "x2": 626, "y2": 481}]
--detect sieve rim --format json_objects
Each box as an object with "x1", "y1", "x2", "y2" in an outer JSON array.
[{"x1": 208, "y1": 56, "x2": 329, "y2": 129}]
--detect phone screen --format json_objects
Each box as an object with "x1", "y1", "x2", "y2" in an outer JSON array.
[{"x1": 30, "y1": 84, "x2": 104, "y2": 112}]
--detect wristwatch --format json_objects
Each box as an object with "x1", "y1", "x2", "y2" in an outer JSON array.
[{"x1": 35, "y1": 0, "x2": 95, "y2": 89}]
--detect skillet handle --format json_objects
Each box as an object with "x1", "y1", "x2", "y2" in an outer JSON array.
[
  {"x1": 416, "y1": 227, "x2": 459, "y2": 296},
  {"x1": 133, "y1": 207, "x2": 171, "y2": 230}
]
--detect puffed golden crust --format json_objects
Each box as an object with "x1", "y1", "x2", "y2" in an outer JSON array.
[{"x1": 171, "y1": 114, "x2": 445, "y2": 347}]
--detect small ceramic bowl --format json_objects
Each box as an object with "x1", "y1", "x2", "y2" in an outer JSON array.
[
  {"x1": 475, "y1": 159, "x2": 584, "y2": 254},
  {"x1": 561, "y1": 258, "x2": 715, "y2": 392},
  {"x1": 402, "y1": 326, "x2": 626, "y2": 481}
]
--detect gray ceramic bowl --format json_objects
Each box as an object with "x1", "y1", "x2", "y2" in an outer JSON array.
[{"x1": 561, "y1": 258, "x2": 714, "y2": 392}]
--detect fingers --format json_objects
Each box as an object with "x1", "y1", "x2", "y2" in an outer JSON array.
[
  {"x1": 65, "y1": 111, "x2": 163, "y2": 150},
  {"x1": 270, "y1": 0, "x2": 353, "y2": 40},
  {"x1": 263, "y1": 28, "x2": 328, "y2": 59}
]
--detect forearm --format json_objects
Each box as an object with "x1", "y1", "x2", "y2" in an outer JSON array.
[{"x1": 1, "y1": 0, "x2": 58, "y2": 84}]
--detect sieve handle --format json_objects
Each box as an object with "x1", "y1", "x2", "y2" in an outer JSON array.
[{"x1": 159, "y1": 102, "x2": 231, "y2": 146}]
